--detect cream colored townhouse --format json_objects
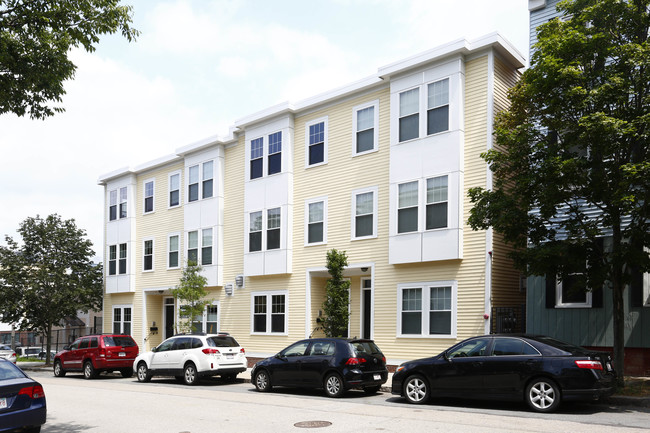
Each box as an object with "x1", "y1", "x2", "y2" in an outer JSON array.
[{"x1": 98, "y1": 33, "x2": 525, "y2": 365}]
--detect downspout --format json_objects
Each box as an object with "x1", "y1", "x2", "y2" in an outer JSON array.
[{"x1": 484, "y1": 50, "x2": 495, "y2": 335}]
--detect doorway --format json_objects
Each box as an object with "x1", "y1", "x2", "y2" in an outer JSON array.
[
  {"x1": 164, "y1": 297, "x2": 175, "y2": 339},
  {"x1": 361, "y1": 278, "x2": 372, "y2": 339}
]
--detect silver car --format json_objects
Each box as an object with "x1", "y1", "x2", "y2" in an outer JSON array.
[{"x1": 0, "y1": 345, "x2": 17, "y2": 364}]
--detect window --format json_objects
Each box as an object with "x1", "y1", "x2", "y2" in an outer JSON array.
[
  {"x1": 188, "y1": 165, "x2": 199, "y2": 202},
  {"x1": 144, "y1": 180, "x2": 154, "y2": 214},
  {"x1": 168, "y1": 234, "x2": 179, "y2": 269},
  {"x1": 398, "y1": 181, "x2": 418, "y2": 233},
  {"x1": 250, "y1": 138, "x2": 263, "y2": 180},
  {"x1": 187, "y1": 231, "x2": 198, "y2": 264},
  {"x1": 354, "y1": 101, "x2": 378, "y2": 154},
  {"x1": 109, "y1": 190, "x2": 117, "y2": 221},
  {"x1": 426, "y1": 176, "x2": 448, "y2": 229},
  {"x1": 252, "y1": 292, "x2": 286, "y2": 334},
  {"x1": 202, "y1": 228, "x2": 213, "y2": 265},
  {"x1": 492, "y1": 338, "x2": 540, "y2": 356},
  {"x1": 108, "y1": 245, "x2": 117, "y2": 275},
  {"x1": 268, "y1": 132, "x2": 282, "y2": 175},
  {"x1": 249, "y1": 211, "x2": 262, "y2": 252},
  {"x1": 113, "y1": 306, "x2": 132, "y2": 335},
  {"x1": 306, "y1": 118, "x2": 327, "y2": 166},
  {"x1": 118, "y1": 243, "x2": 127, "y2": 274},
  {"x1": 398, "y1": 281, "x2": 456, "y2": 337},
  {"x1": 399, "y1": 88, "x2": 419, "y2": 142},
  {"x1": 427, "y1": 78, "x2": 449, "y2": 135},
  {"x1": 192, "y1": 304, "x2": 219, "y2": 334},
  {"x1": 353, "y1": 188, "x2": 377, "y2": 239},
  {"x1": 119, "y1": 187, "x2": 127, "y2": 218},
  {"x1": 169, "y1": 172, "x2": 180, "y2": 207},
  {"x1": 202, "y1": 161, "x2": 213, "y2": 199},
  {"x1": 306, "y1": 199, "x2": 326, "y2": 245},
  {"x1": 556, "y1": 274, "x2": 592, "y2": 307},
  {"x1": 143, "y1": 239, "x2": 153, "y2": 271},
  {"x1": 267, "y1": 208, "x2": 281, "y2": 250}
]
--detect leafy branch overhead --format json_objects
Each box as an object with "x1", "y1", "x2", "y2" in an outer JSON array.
[
  {"x1": 321, "y1": 249, "x2": 350, "y2": 338},
  {"x1": 171, "y1": 261, "x2": 209, "y2": 334},
  {"x1": 0, "y1": 0, "x2": 139, "y2": 119}
]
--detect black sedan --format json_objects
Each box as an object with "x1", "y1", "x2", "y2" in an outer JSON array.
[
  {"x1": 392, "y1": 335, "x2": 616, "y2": 412},
  {"x1": 0, "y1": 358, "x2": 47, "y2": 432},
  {"x1": 251, "y1": 338, "x2": 388, "y2": 397}
]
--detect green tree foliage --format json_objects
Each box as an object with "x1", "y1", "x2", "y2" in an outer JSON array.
[
  {"x1": 0, "y1": 215, "x2": 103, "y2": 364},
  {"x1": 468, "y1": 0, "x2": 650, "y2": 384},
  {"x1": 0, "y1": 0, "x2": 139, "y2": 119},
  {"x1": 321, "y1": 249, "x2": 350, "y2": 338},
  {"x1": 171, "y1": 261, "x2": 209, "y2": 334}
]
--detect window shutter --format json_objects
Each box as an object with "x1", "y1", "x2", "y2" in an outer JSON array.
[
  {"x1": 592, "y1": 285, "x2": 603, "y2": 308},
  {"x1": 630, "y1": 267, "x2": 643, "y2": 308},
  {"x1": 545, "y1": 274, "x2": 556, "y2": 308}
]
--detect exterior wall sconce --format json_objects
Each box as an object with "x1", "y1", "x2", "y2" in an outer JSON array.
[
  {"x1": 235, "y1": 274, "x2": 244, "y2": 288},
  {"x1": 225, "y1": 283, "x2": 234, "y2": 296}
]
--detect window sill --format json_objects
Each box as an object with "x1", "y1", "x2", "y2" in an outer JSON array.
[
  {"x1": 397, "y1": 334, "x2": 456, "y2": 339},
  {"x1": 305, "y1": 161, "x2": 328, "y2": 169},
  {"x1": 351, "y1": 235, "x2": 377, "y2": 242},
  {"x1": 143, "y1": 211, "x2": 155, "y2": 216},
  {"x1": 352, "y1": 148, "x2": 378, "y2": 158},
  {"x1": 554, "y1": 304, "x2": 592, "y2": 309},
  {"x1": 250, "y1": 332, "x2": 288, "y2": 336},
  {"x1": 305, "y1": 241, "x2": 327, "y2": 247}
]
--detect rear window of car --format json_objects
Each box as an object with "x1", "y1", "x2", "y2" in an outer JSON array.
[
  {"x1": 0, "y1": 362, "x2": 25, "y2": 380},
  {"x1": 350, "y1": 341, "x2": 381, "y2": 355},
  {"x1": 25, "y1": 348, "x2": 40, "y2": 355},
  {"x1": 103, "y1": 336, "x2": 136, "y2": 347},
  {"x1": 530, "y1": 336, "x2": 577, "y2": 356},
  {"x1": 207, "y1": 336, "x2": 239, "y2": 348}
]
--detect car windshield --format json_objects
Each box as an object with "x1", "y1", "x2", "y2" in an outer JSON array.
[
  {"x1": 104, "y1": 336, "x2": 136, "y2": 347},
  {"x1": 0, "y1": 362, "x2": 25, "y2": 380},
  {"x1": 207, "y1": 336, "x2": 239, "y2": 348},
  {"x1": 351, "y1": 341, "x2": 381, "y2": 355}
]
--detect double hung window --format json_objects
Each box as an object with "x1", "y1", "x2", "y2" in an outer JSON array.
[
  {"x1": 398, "y1": 181, "x2": 419, "y2": 233},
  {"x1": 398, "y1": 78, "x2": 450, "y2": 142},
  {"x1": 399, "y1": 282, "x2": 455, "y2": 337},
  {"x1": 188, "y1": 161, "x2": 214, "y2": 202},
  {"x1": 119, "y1": 243, "x2": 127, "y2": 274},
  {"x1": 354, "y1": 102, "x2": 378, "y2": 154},
  {"x1": 306, "y1": 200, "x2": 325, "y2": 244},
  {"x1": 399, "y1": 89, "x2": 419, "y2": 142},
  {"x1": 250, "y1": 138, "x2": 263, "y2": 180},
  {"x1": 353, "y1": 189, "x2": 377, "y2": 239},
  {"x1": 143, "y1": 239, "x2": 153, "y2": 271},
  {"x1": 113, "y1": 306, "x2": 132, "y2": 335},
  {"x1": 397, "y1": 175, "x2": 449, "y2": 234},
  {"x1": 144, "y1": 181, "x2": 154, "y2": 214},
  {"x1": 108, "y1": 245, "x2": 117, "y2": 275},
  {"x1": 248, "y1": 208, "x2": 281, "y2": 252},
  {"x1": 427, "y1": 79, "x2": 449, "y2": 135},
  {"x1": 169, "y1": 173, "x2": 180, "y2": 207},
  {"x1": 252, "y1": 292, "x2": 286, "y2": 334},
  {"x1": 109, "y1": 190, "x2": 117, "y2": 221},
  {"x1": 168, "y1": 234, "x2": 179, "y2": 268},
  {"x1": 268, "y1": 132, "x2": 282, "y2": 175},
  {"x1": 267, "y1": 208, "x2": 281, "y2": 250},
  {"x1": 119, "y1": 187, "x2": 127, "y2": 218},
  {"x1": 426, "y1": 176, "x2": 448, "y2": 229},
  {"x1": 249, "y1": 212, "x2": 262, "y2": 252},
  {"x1": 202, "y1": 161, "x2": 213, "y2": 199},
  {"x1": 249, "y1": 131, "x2": 282, "y2": 180},
  {"x1": 187, "y1": 229, "x2": 213, "y2": 266},
  {"x1": 306, "y1": 118, "x2": 327, "y2": 166}
]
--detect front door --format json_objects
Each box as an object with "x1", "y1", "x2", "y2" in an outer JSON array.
[
  {"x1": 164, "y1": 298, "x2": 175, "y2": 339},
  {"x1": 361, "y1": 278, "x2": 372, "y2": 339}
]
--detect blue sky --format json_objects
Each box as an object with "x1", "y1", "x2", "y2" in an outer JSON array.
[{"x1": 0, "y1": 0, "x2": 530, "y2": 260}]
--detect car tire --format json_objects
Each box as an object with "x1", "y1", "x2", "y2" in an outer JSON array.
[
  {"x1": 120, "y1": 368, "x2": 133, "y2": 378},
  {"x1": 403, "y1": 374, "x2": 430, "y2": 404},
  {"x1": 183, "y1": 363, "x2": 199, "y2": 386},
  {"x1": 136, "y1": 362, "x2": 152, "y2": 383},
  {"x1": 363, "y1": 385, "x2": 381, "y2": 395},
  {"x1": 24, "y1": 427, "x2": 41, "y2": 433},
  {"x1": 53, "y1": 360, "x2": 66, "y2": 377},
  {"x1": 525, "y1": 378, "x2": 561, "y2": 413},
  {"x1": 323, "y1": 372, "x2": 345, "y2": 398},
  {"x1": 254, "y1": 370, "x2": 272, "y2": 392},
  {"x1": 83, "y1": 361, "x2": 96, "y2": 380}
]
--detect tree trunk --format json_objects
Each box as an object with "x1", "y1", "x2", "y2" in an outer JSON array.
[
  {"x1": 45, "y1": 322, "x2": 53, "y2": 365},
  {"x1": 611, "y1": 221, "x2": 625, "y2": 388}
]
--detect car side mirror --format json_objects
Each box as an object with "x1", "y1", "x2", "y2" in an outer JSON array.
[
  {"x1": 152, "y1": 347, "x2": 158, "y2": 353},
  {"x1": 63, "y1": 345, "x2": 70, "y2": 351},
  {"x1": 443, "y1": 351, "x2": 451, "y2": 362}
]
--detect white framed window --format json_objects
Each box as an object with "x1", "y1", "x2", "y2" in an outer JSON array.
[
  {"x1": 250, "y1": 137, "x2": 263, "y2": 180},
  {"x1": 399, "y1": 88, "x2": 419, "y2": 142},
  {"x1": 143, "y1": 239, "x2": 154, "y2": 272},
  {"x1": 168, "y1": 234, "x2": 180, "y2": 269},
  {"x1": 113, "y1": 305, "x2": 132, "y2": 335},
  {"x1": 427, "y1": 78, "x2": 449, "y2": 135},
  {"x1": 305, "y1": 117, "x2": 328, "y2": 167},
  {"x1": 187, "y1": 161, "x2": 214, "y2": 203},
  {"x1": 426, "y1": 176, "x2": 448, "y2": 230},
  {"x1": 397, "y1": 181, "x2": 419, "y2": 233},
  {"x1": 109, "y1": 190, "x2": 117, "y2": 221},
  {"x1": 169, "y1": 171, "x2": 181, "y2": 208},
  {"x1": 353, "y1": 101, "x2": 379, "y2": 155},
  {"x1": 398, "y1": 281, "x2": 456, "y2": 338},
  {"x1": 202, "y1": 161, "x2": 213, "y2": 199},
  {"x1": 249, "y1": 131, "x2": 283, "y2": 180},
  {"x1": 187, "y1": 231, "x2": 198, "y2": 264},
  {"x1": 143, "y1": 179, "x2": 154, "y2": 214},
  {"x1": 186, "y1": 228, "x2": 213, "y2": 266},
  {"x1": 396, "y1": 175, "x2": 449, "y2": 234},
  {"x1": 188, "y1": 165, "x2": 199, "y2": 202},
  {"x1": 201, "y1": 228, "x2": 213, "y2": 265},
  {"x1": 248, "y1": 208, "x2": 283, "y2": 252},
  {"x1": 305, "y1": 197, "x2": 327, "y2": 245},
  {"x1": 267, "y1": 208, "x2": 281, "y2": 250},
  {"x1": 192, "y1": 303, "x2": 220, "y2": 334},
  {"x1": 268, "y1": 132, "x2": 282, "y2": 175},
  {"x1": 249, "y1": 211, "x2": 262, "y2": 252},
  {"x1": 119, "y1": 187, "x2": 128, "y2": 218},
  {"x1": 352, "y1": 187, "x2": 378, "y2": 240},
  {"x1": 251, "y1": 291, "x2": 287, "y2": 335},
  {"x1": 556, "y1": 274, "x2": 592, "y2": 308},
  {"x1": 397, "y1": 78, "x2": 450, "y2": 143},
  {"x1": 108, "y1": 245, "x2": 117, "y2": 275},
  {"x1": 118, "y1": 243, "x2": 127, "y2": 274}
]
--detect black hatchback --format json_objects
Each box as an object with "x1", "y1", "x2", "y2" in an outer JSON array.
[
  {"x1": 251, "y1": 338, "x2": 388, "y2": 397},
  {"x1": 392, "y1": 334, "x2": 616, "y2": 412}
]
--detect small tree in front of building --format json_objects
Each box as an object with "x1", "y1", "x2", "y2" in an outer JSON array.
[
  {"x1": 321, "y1": 249, "x2": 350, "y2": 338},
  {"x1": 171, "y1": 261, "x2": 209, "y2": 333}
]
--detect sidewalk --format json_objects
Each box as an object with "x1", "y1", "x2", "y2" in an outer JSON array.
[{"x1": 17, "y1": 362, "x2": 649, "y2": 408}]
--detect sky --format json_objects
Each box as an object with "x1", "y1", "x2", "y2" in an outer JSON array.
[{"x1": 0, "y1": 0, "x2": 530, "y2": 262}]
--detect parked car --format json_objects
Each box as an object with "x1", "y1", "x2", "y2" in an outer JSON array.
[
  {"x1": 16, "y1": 347, "x2": 41, "y2": 358},
  {"x1": 251, "y1": 338, "x2": 388, "y2": 397},
  {"x1": 53, "y1": 334, "x2": 139, "y2": 379},
  {"x1": 392, "y1": 334, "x2": 616, "y2": 412},
  {"x1": 38, "y1": 350, "x2": 57, "y2": 361},
  {"x1": 0, "y1": 345, "x2": 17, "y2": 364},
  {"x1": 0, "y1": 358, "x2": 46, "y2": 432},
  {"x1": 134, "y1": 333, "x2": 247, "y2": 386}
]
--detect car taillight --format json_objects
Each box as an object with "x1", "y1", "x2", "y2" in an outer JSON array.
[
  {"x1": 575, "y1": 360, "x2": 603, "y2": 370},
  {"x1": 240, "y1": 348, "x2": 245, "y2": 354},
  {"x1": 345, "y1": 357, "x2": 367, "y2": 365},
  {"x1": 98, "y1": 348, "x2": 106, "y2": 358},
  {"x1": 202, "y1": 348, "x2": 220, "y2": 355},
  {"x1": 18, "y1": 385, "x2": 45, "y2": 399}
]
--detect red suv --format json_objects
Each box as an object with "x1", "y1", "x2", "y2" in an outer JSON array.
[{"x1": 53, "y1": 334, "x2": 139, "y2": 379}]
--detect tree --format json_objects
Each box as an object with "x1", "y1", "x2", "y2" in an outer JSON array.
[
  {"x1": 0, "y1": 0, "x2": 139, "y2": 119},
  {"x1": 171, "y1": 261, "x2": 209, "y2": 334},
  {"x1": 0, "y1": 214, "x2": 103, "y2": 364},
  {"x1": 468, "y1": 0, "x2": 650, "y2": 385},
  {"x1": 321, "y1": 249, "x2": 350, "y2": 338}
]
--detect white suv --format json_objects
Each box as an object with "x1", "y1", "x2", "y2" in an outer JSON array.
[{"x1": 134, "y1": 333, "x2": 247, "y2": 385}]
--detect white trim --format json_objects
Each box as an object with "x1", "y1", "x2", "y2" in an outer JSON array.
[
  {"x1": 250, "y1": 290, "x2": 289, "y2": 336},
  {"x1": 555, "y1": 276, "x2": 593, "y2": 308},
  {"x1": 352, "y1": 100, "x2": 380, "y2": 156},
  {"x1": 142, "y1": 237, "x2": 154, "y2": 273},
  {"x1": 167, "y1": 232, "x2": 181, "y2": 270},
  {"x1": 360, "y1": 276, "x2": 374, "y2": 340},
  {"x1": 168, "y1": 170, "x2": 181, "y2": 209},
  {"x1": 305, "y1": 116, "x2": 328, "y2": 168},
  {"x1": 304, "y1": 196, "x2": 328, "y2": 246},
  {"x1": 142, "y1": 178, "x2": 155, "y2": 215},
  {"x1": 112, "y1": 304, "x2": 133, "y2": 335},
  {"x1": 396, "y1": 280, "x2": 457, "y2": 338},
  {"x1": 351, "y1": 186, "x2": 378, "y2": 240}
]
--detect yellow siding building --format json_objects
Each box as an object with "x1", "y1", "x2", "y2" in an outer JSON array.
[{"x1": 98, "y1": 34, "x2": 525, "y2": 364}]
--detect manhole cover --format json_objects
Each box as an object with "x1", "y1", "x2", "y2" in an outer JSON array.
[{"x1": 294, "y1": 421, "x2": 332, "y2": 428}]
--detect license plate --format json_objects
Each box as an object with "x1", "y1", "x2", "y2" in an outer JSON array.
[
  {"x1": 118, "y1": 352, "x2": 126, "y2": 357},
  {"x1": 373, "y1": 374, "x2": 381, "y2": 381},
  {"x1": 225, "y1": 353, "x2": 234, "y2": 359},
  {"x1": 0, "y1": 398, "x2": 6, "y2": 409}
]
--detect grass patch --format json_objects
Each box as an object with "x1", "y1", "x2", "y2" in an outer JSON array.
[
  {"x1": 616, "y1": 378, "x2": 650, "y2": 397},
  {"x1": 17, "y1": 356, "x2": 44, "y2": 362}
]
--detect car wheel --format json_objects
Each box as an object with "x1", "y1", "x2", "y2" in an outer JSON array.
[
  {"x1": 83, "y1": 361, "x2": 96, "y2": 379},
  {"x1": 183, "y1": 363, "x2": 199, "y2": 386},
  {"x1": 53, "y1": 360, "x2": 66, "y2": 377},
  {"x1": 24, "y1": 427, "x2": 41, "y2": 433},
  {"x1": 120, "y1": 368, "x2": 133, "y2": 378},
  {"x1": 525, "y1": 378, "x2": 561, "y2": 413},
  {"x1": 136, "y1": 362, "x2": 152, "y2": 382},
  {"x1": 323, "y1": 372, "x2": 345, "y2": 398},
  {"x1": 403, "y1": 374, "x2": 430, "y2": 404},
  {"x1": 363, "y1": 385, "x2": 381, "y2": 395},
  {"x1": 254, "y1": 370, "x2": 272, "y2": 392}
]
